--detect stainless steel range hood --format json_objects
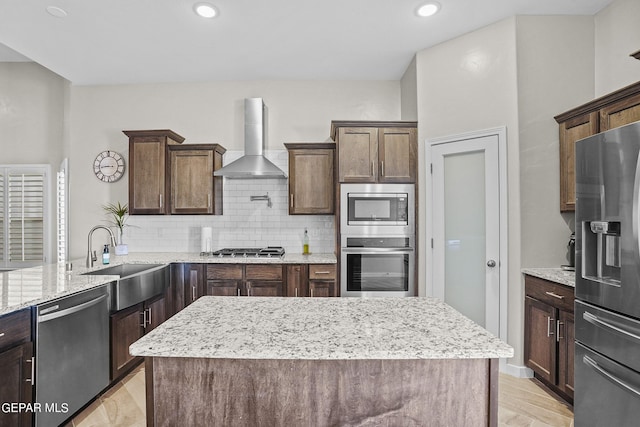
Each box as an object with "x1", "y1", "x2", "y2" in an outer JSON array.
[{"x1": 214, "y1": 98, "x2": 287, "y2": 179}]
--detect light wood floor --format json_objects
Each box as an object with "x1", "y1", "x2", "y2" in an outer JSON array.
[{"x1": 68, "y1": 367, "x2": 574, "y2": 426}]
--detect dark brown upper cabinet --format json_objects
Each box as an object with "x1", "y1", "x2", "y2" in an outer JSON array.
[
  {"x1": 330, "y1": 121, "x2": 417, "y2": 184},
  {"x1": 124, "y1": 130, "x2": 225, "y2": 215}
]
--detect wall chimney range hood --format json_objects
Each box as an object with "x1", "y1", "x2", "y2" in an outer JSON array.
[{"x1": 214, "y1": 98, "x2": 287, "y2": 179}]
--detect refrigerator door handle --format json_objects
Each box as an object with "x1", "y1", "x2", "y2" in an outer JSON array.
[
  {"x1": 632, "y1": 151, "x2": 640, "y2": 261},
  {"x1": 583, "y1": 310, "x2": 640, "y2": 342},
  {"x1": 583, "y1": 355, "x2": 640, "y2": 397}
]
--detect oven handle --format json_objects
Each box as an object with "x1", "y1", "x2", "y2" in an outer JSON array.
[{"x1": 341, "y1": 247, "x2": 414, "y2": 254}]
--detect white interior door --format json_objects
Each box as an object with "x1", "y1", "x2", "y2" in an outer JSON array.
[{"x1": 431, "y1": 132, "x2": 502, "y2": 337}]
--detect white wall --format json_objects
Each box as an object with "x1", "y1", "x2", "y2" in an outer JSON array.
[
  {"x1": 68, "y1": 80, "x2": 400, "y2": 258},
  {"x1": 0, "y1": 62, "x2": 68, "y2": 264},
  {"x1": 400, "y1": 57, "x2": 418, "y2": 121},
  {"x1": 0, "y1": 62, "x2": 66, "y2": 165},
  {"x1": 516, "y1": 16, "x2": 594, "y2": 267},
  {"x1": 124, "y1": 150, "x2": 335, "y2": 254},
  {"x1": 595, "y1": 0, "x2": 640, "y2": 96},
  {"x1": 415, "y1": 18, "x2": 522, "y2": 365}
]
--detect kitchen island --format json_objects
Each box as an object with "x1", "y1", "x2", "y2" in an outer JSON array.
[{"x1": 130, "y1": 296, "x2": 513, "y2": 427}]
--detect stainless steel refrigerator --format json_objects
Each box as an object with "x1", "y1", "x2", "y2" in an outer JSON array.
[{"x1": 575, "y1": 120, "x2": 640, "y2": 426}]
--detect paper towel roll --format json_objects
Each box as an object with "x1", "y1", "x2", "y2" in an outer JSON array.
[{"x1": 201, "y1": 227, "x2": 213, "y2": 252}]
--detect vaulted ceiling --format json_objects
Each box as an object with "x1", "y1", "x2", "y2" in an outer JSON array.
[{"x1": 0, "y1": 0, "x2": 612, "y2": 85}]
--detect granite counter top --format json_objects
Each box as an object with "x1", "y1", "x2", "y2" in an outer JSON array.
[
  {"x1": 130, "y1": 296, "x2": 514, "y2": 360},
  {"x1": 0, "y1": 252, "x2": 336, "y2": 315},
  {"x1": 522, "y1": 267, "x2": 575, "y2": 287}
]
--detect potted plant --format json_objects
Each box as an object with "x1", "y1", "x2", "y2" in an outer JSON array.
[{"x1": 103, "y1": 202, "x2": 129, "y2": 255}]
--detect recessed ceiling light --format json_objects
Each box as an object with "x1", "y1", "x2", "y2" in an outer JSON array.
[
  {"x1": 194, "y1": 3, "x2": 218, "y2": 18},
  {"x1": 46, "y1": 6, "x2": 68, "y2": 18},
  {"x1": 416, "y1": 2, "x2": 440, "y2": 17}
]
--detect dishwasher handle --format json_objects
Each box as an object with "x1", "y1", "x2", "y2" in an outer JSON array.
[{"x1": 38, "y1": 293, "x2": 108, "y2": 323}]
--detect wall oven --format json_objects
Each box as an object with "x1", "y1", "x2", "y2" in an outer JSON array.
[
  {"x1": 340, "y1": 183, "x2": 414, "y2": 236},
  {"x1": 340, "y1": 236, "x2": 415, "y2": 297}
]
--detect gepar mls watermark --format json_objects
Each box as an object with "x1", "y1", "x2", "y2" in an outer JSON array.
[{"x1": 2, "y1": 402, "x2": 69, "y2": 414}]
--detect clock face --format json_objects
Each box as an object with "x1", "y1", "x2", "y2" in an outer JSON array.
[{"x1": 93, "y1": 151, "x2": 125, "y2": 182}]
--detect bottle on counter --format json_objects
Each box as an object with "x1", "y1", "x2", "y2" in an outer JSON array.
[
  {"x1": 303, "y1": 228, "x2": 310, "y2": 255},
  {"x1": 102, "y1": 244, "x2": 110, "y2": 265}
]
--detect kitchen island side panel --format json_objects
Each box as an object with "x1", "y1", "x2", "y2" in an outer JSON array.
[{"x1": 146, "y1": 356, "x2": 497, "y2": 427}]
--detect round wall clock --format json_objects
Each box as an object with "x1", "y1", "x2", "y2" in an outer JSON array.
[{"x1": 93, "y1": 150, "x2": 125, "y2": 182}]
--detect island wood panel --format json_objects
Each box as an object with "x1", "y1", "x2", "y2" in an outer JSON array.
[{"x1": 145, "y1": 357, "x2": 498, "y2": 427}]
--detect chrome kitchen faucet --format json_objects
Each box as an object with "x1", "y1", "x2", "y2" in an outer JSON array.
[{"x1": 86, "y1": 225, "x2": 117, "y2": 267}]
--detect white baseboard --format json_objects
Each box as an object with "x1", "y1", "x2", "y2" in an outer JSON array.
[{"x1": 499, "y1": 360, "x2": 534, "y2": 378}]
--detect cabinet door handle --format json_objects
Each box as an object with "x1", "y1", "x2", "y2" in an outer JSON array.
[
  {"x1": 246, "y1": 282, "x2": 251, "y2": 297},
  {"x1": 25, "y1": 357, "x2": 34, "y2": 384},
  {"x1": 557, "y1": 320, "x2": 564, "y2": 342},
  {"x1": 314, "y1": 271, "x2": 331, "y2": 275},
  {"x1": 547, "y1": 316, "x2": 555, "y2": 337},
  {"x1": 148, "y1": 307, "x2": 152, "y2": 326},
  {"x1": 192, "y1": 285, "x2": 196, "y2": 302},
  {"x1": 545, "y1": 291, "x2": 565, "y2": 300},
  {"x1": 290, "y1": 194, "x2": 294, "y2": 208},
  {"x1": 295, "y1": 288, "x2": 298, "y2": 297},
  {"x1": 310, "y1": 288, "x2": 314, "y2": 298},
  {"x1": 371, "y1": 161, "x2": 374, "y2": 176},
  {"x1": 140, "y1": 310, "x2": 147, "y2": 328},
  {"x1": 207, "y1": 194, "x2": 211, "y2": 209},
  {"x1": 237, "y1": 288, "x2": 241, "y2": 297},
  {"x1": 381, "y1": 160, "x2": 385, "y2": 176},
  {"x1": 159, "y1": 194, "x2": 163, "y2": 208}
]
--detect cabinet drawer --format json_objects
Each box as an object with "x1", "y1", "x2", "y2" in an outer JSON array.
[
  {"x1": 0, "y1": 309, "x2": 32, "y2": 351},
  {"x1": 525, "y1": 275, "x2": 574, "y2": 312},
  {"x1": 309, "y1": 264, "x2": 336, "y2": 280},
  {"x1": 207, "y1": 265, "x2": 243, "y2": 280},
  {"x1": 246, "y1": 265, "x2": 282, "y2": 280}
]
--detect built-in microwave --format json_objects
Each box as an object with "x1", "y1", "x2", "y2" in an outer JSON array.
[{"x1": 340, "y1": 183, "x2": 414, "y2": 236}]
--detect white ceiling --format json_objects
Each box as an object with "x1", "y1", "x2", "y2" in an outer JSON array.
[{"x1": 0, "y1": 0, "x2": 612, "y2": 86}]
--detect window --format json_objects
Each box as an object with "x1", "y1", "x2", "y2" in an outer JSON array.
[{"x1": 0, "y1": 165, "x2": 49, "y2": 269}]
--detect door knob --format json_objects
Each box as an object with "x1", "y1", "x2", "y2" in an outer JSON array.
[{"x1": 487, "y1": 260, "x2": 497, "y2": 267}]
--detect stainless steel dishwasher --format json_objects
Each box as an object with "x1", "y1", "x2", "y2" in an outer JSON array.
[{"x1": 35, "y1": 285, "x2": 110, "y2": 427}]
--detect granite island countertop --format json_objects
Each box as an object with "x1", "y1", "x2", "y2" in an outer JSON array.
[
  {"x1": 0, "y1": 252, "x2": 336, "y2": 315},
  {"x1": 130, "y1": 296, "x2": 514, "y2": 360},
  {"x1": 522, "y1": 267, "x2": 576, "y2": 287}
]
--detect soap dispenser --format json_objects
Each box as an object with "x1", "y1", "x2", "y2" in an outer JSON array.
[{"x1": 102, "y1": 244, "x2": 110, "y2": 265}]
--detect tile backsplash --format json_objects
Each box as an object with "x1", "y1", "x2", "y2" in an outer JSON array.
[{"x1": 124, "y1": 150, "x2": 335, "y2": 254}]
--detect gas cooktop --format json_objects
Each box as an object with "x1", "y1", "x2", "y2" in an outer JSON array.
[{"x1": 201, "y1": 246, "x2": 285, "y2": 258}]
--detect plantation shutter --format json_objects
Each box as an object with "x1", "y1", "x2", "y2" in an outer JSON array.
[{"x1": 8, "y1": 170, "x2": 46, "y2": 264}]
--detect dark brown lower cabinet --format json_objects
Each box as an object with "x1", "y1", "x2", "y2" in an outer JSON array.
[
  {"x1": 308, "y1": 264, "x2": 337, "y2": 297},
  {"x1": 110, "y1": 294, "x2": 167, "y2": 380},
  {"x1": 0, "y1": 342, "x2": 33, "y2": 427},
  {"x1": 206, "y1": 264, "x2": 284, "y2": 297},
  {"x1": 287, "y1": 264, "x2": 337, "y2": 297},
  {"x1": 0, "y1": 308, "x2": 33, "y2": 427},
  {"x1": 524, "y1": 275, "x2": 574, "y2": 404},
  {"x1": 169, "y1": 263, "x2": 205, "y2": 314}
]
